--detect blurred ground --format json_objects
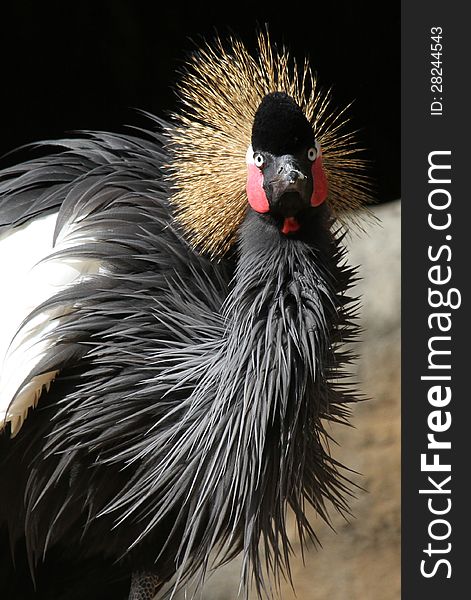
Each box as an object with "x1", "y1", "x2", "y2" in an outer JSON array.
[{"x1": 175, "y1": 200, "x2": 401, "y2": 600}]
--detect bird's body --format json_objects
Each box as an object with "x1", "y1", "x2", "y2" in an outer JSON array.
[{"x1": 0, "y1": 34, "x2": 368, "y2": 599}]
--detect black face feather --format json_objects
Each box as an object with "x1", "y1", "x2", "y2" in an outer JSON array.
[{"x1": 251, "y1": 92, "x2": 315, "y2": 155}]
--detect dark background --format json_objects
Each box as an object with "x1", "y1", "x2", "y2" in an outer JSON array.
[{"x1": 1, "y1": 1, "x2": 400, "y2": 203}]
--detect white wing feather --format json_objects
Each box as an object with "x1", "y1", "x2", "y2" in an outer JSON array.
[{"x1": 0, "y1": 212, "x2": 102, "y2": 435}]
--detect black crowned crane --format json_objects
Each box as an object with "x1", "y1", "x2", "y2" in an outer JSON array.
[{"x1": 0, "y1": 33, "x2": 369, "y2": 600}]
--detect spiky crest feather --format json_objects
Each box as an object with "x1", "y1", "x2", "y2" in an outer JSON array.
[{"x1": 167, "y1": 31, "x2": 371, "y2": 256}]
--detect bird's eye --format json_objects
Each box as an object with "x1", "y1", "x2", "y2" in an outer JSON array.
[
  {"x1": 254, "y1": 153, "x2": 264, "y2": 168},
  {"x1": 307, "y1": 147, "x2": 317, "y2": 162}
]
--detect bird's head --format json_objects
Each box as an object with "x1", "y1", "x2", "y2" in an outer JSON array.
[
  {"x1": 166, "y1": 32, "x2": 370, "y2": 256},
  {"x1": 246, "y1": 91, "x2": 328, "y2": 235}
]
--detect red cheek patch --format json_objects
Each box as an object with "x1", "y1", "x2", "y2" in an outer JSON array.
[
  {"x1": 246, "y1": 164, "x2": 269, "y2": 213},
  {"x1": 311, "y1": 153, "x2": 328, "y2": 207}
]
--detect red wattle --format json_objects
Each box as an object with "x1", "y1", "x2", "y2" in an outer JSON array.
[
  {"x1": 246, "y1": 164, "x2": 269, "y2": 213},
  {"x1": 281, "y1": 217, "x2": 300, "y2": 235},
  {"x1": 311, "y1": 153, "x2": 328, "y2": 207}
]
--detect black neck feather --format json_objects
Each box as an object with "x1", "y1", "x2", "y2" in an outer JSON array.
[{"x1": 173, "y1": 207, "x2": 359, "y2": 595}]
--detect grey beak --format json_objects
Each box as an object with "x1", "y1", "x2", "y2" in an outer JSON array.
[{"x1": 263, "y1": 155, "x2": 312, "y2": 215}]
